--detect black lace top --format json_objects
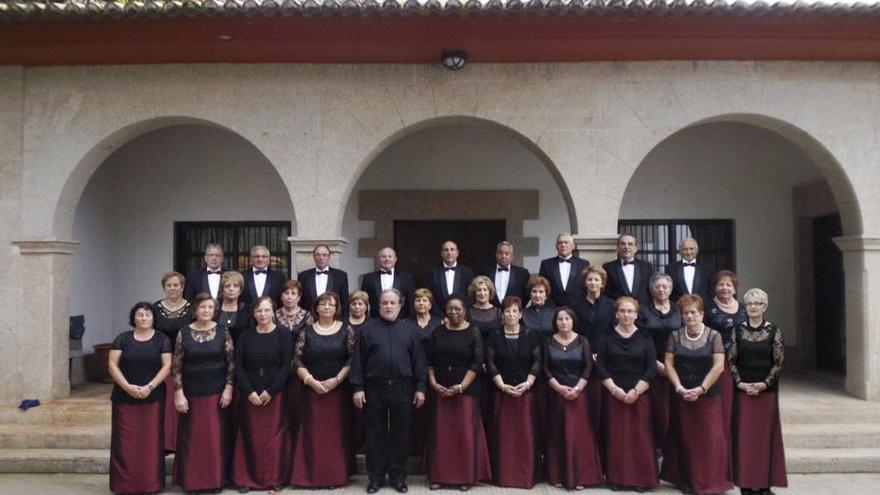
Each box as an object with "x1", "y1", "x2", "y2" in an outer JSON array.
[
  {"x1": 110, "y1": 330, "x2": 172, "y2": 404},
  {"x1": 153, "y1": 300, "x2": 193, "y2": 344},
  {"x1": 275, "y1": 307, "x2": 313, "y2": 334},
  {"x1": 172, "y1": 325, "x2": 235, "y2": 397},
  {"x1": 666, "y1": 327, "x2": 724, "y2": 397},
  {"x1": 704, "y1": 299, "x2": 747, "y2": 350},
  {"x1": 729, "y1": 320, "x2": 785, "y2": 392},
  {"x1": 293, "y1": 323, "x2": 356, "y2": 381},
  {"x1": 236, "y1": 325, "x2": 293, "y2": 397},
  {"x1": 467, "y1": 306, "x2": 502, "y2": 339},
  {"x1": 428, "y1": 325, "x2": 485, "y2": 397}
]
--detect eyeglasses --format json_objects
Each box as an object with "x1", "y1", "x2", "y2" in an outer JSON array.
[{"x1": 745, "y1": 302, "x2": 766, "y2": 307}]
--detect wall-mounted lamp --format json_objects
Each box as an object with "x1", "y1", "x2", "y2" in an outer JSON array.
[{"x1": 441, "y1": 50, "x2": 467, "y2": 71}]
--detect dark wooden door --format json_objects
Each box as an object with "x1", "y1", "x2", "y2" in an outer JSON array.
[
  {"x1": 394, "y1": 220, "x2": 506, "y2": 289},
  {"x1": 813, "y1": 214, "x2": 846, "y2": 373}
]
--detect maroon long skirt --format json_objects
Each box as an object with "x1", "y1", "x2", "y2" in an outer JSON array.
[
  {"x1": 174, "y1": 394, "x2": 230, "y2": 492},
  {"x1": 660, "y1": 395, "x2": 733, "y2": 494},
  {"x1": 488, "y1": 390, "x2": 540, "y2": 488},
  {"x1": 544, "y1": 390, "x2": 604, "y2": 489},
  {"x1": 650, "y1": 375, "x2": 671, "y2": 448},
  {"x1": 602, "y1": 391, "x2": 658, "y2": 490},
  {"x1": 162, "y1": 375, "x2": 178, "y2": 452},
  {"x1": 719, "y1": 363, "x2": 734, "y2": 447},
  {"x1": 733, "y1": 391, "x2": 788, "y2": 489},
  {"x1": 587, "y1": 363, "x2": 604, "y2": 437},
  {"x1": 291, "y1": 387, "x2": 353, "y2": 487},
  {"x1": 110, "y1": 400, "x2": 165, "y2": 494},
  {"x1": 425, "y1": 394, "x2": 492, "y2": 485},
  {"x1": 232, "y1": 391, "x2": 292, "y2": 490},
  {"x1": 287, "y1": 376, "x2": 302, "y2": 448}
]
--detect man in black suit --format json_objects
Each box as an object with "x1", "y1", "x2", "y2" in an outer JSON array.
[
  {"x1": 539, "y1": 233, "x2": 590, "y2": 308},
  {"x1": 666, "y1": 237, "x2": 714, "y2": 303},
  {"x1": 361, "y1": 247, "x2": 415, "y2": 319},
  {"x1": 480, "y1": 241, "x2": 530, "y2": 306},
  {"x1": 241, "y1": 245, "x2": 287, "y2": 307},
  {"x1": 298, "y1": 244, "x2": 349, "y2": 313},
  {"x1": 602, "y1": 234, "x2": 653, "y2": 305},
  {"x1": 184, "y1": 243, "x2": 226, "y2": 301},
  {"x1": 428, "y1": 240, "x2": 474, "y2": 315}
]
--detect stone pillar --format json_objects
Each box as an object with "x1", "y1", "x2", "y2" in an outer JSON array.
[
  {"x1": 573, "y1": 234, "x2": 619, "y2": 266},
  {"x1": 834, "y1": 235, "x2": 880, "y2": 400},
  {"x1": 288, "y1": 236, "x2": 349, "y2": 274},
  {"x1": 12, "y1": 240, "x2": 80, "y2": 402}
]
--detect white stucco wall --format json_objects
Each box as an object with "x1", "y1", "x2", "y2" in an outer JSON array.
[
  {"x1": 340, "y1": 124, "x2": 571, "y2": 279},
  {"x1": 70, "y1": 125, "x2": 295, "y2": 349},
  {"x1": 620, "y1": 122, "x2": 824, "y2": 346}
]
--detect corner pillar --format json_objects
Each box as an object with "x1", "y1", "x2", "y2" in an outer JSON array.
[
  {"x1": 12, "y1": 239, "x2": 80, "y2": 402},
  {"x1": 834, "y1": 235, "x2": 880, "y2": 400},
  {"x1": 573, "y1": 234, "x2": 619, "y2": 265},
  {"x1": 288, "y1": 236, "x2": 349, "y2": 274}
]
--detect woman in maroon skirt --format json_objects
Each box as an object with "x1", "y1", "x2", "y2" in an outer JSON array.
[
  {"x1": 232, "y1": 296, "x2": 294, "y2": 492},
  {"x1": 729, "y1": 288, "x2": 787, "y2": 495},
  {"x1": 173, "y1": 293, "x2": 235, "y2": 493},
  {"x1": 405, "y1": 288, "x2": 443, "y2": 456},
  {"x1": 275, "y1": 280, "x2": 313, "y2": 455},
  {"x1": 597, "y1": 296, "x2": 658, "y2": 492},
  {"x1": 485, "y1": 296, "x2": 542, "y2": 488},
  {"x1": 152, "y1": 271, "x2": 193, "y2": 453},
  {"x1": 543, "y1": 306, "x2": 604, "y2": 490},
  {"x1": 426, "y1": 295, "x2": 492, "y2": 490},
  {"x1": 108, "y1": 302, "x2": 172, "y2": 495},
  {"x1": 291, "y1": 291, "x2": 356, "y2": 487},
  {"x1": 660, "y1": 294, "x2": 733, "y2": 494}
]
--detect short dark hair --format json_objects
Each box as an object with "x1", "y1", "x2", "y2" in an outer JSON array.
[
  {"x1": 501, "y1": 296, "x2": 523, "y2": 311},
  {"x1": 192, "y1": 293, "x2": 216, "y2": 312},
  {"x1": 312, "y1": 291, "x2": 342, "y2": 320},
  {"x1": 252, "y1": 296, "x2": 277, "y2": 314},
  {"x1": 445, "y1": 295, "x2": 468, "y2": 311},
  {"x1": 551, "y1": 306, "x2": 578, "y2": 334},
  {"x1": 128, "y1": 302, "x2": 155, "y2": 328}
]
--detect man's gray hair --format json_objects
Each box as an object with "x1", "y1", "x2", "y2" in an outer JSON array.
[
  {"x1": 381, "y1": 288, "x2": 403, "y2": 304},
  {"x1": 250, "y1": 245, "x2": 270, "y2": 256},
  {"x1": 649, "y1": 272, "x2": 673, "y2": 290}
]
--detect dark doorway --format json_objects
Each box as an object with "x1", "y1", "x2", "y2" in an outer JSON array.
[
  {"x1": 813, "y1": 214, "x2": 846, "y2": 374},
  {"x1": 394, "y1": 220, "x2": 506, "y2": 289}
]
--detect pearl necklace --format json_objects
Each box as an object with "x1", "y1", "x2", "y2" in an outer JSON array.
[{"x1": 685, "y1": 325, "x2": 705, "y2": 341}]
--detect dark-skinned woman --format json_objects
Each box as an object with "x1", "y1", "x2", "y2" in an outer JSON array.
[
  {"x1": 729, "y1": 288, "x2": 787, "y2": 495},
  {"x1": 660, "y1": 294, "x2": 732, "y2": 495},
  {"x1": 543, "y1": 306, "x2": 604, "y2": 490},
  {"x1": 231, "y1": 296, "x2": 293, "y2": 493},
  {"x1": 108, "y1": 302, "x2": 172, "y2": 495},
  {"x1": 597, "y1": 296, "x2": 658, "y2": 492},
  {"x1": 426, "y1": 296, "x2": 491, "y2": 491},
  {"x1": 172, "y1": 293, "x2": 234, "y2": 493},
  {"x1": 485, "y1": 296, "x2": 542, "y2": 488},
  {"x1": 291, "y1": 291, "x2": 356, "y2": 488}
]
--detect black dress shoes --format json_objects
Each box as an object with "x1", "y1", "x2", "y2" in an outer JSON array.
[
  {"x1": 393, "y1": 480, "x2": 408, "y2": 493},
  {"x1": 367, "y1": 480, "x2": 384, "y2": 494}
]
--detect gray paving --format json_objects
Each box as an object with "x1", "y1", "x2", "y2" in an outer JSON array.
[{"x1": 0, "y1": 474, "x2": 878, "y2": 495}]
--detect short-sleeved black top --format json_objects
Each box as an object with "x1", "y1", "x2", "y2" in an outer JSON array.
[{"x1": 110, "y1": 330, "x2": 172, "y2": 404}]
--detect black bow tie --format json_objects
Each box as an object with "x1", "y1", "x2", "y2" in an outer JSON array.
[
  {"x1": 497, "y1": 266, "x2": 509, "y2": 272},
  {"x1": 444, "y1": 266, "x2": 456, "y2": 272},
  {"x1": 683, "y1": 261, "x2": 696, "y2": 266},
  {"x1": 558, "y1": 258, "x2": 571, "y2": 263},
  {"x1": 207, "y1": 269, "x2": 221, "y2": 274},
  {"x1": 316, "y1": 270, "x2": 329, "y2": 275},
  {"x1": 379, "y1": 269, "x2": 393, "y2": 275},
  {"x1": 254, "y1": 269, "x2": 267, "y2": 275},
  {"x1": 622, "y1": 260, "x2": 635, "y2": 266}
]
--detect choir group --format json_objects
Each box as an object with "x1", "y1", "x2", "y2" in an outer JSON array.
[{"x1": 107, "y1": 234, "x2": 787, "y2": 495}]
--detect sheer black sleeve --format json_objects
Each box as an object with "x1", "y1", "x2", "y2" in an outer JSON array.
[
  {"x1": 528, "y1": 332, "x2": 542, "y2": 378},
  {"x1": 267, "y1": 329, "x2": 292, "y2": 396},
  {"x1": 639, "y1": 333, "x2": 658, "y2": 383},
  {"x1": 580, "y1": 336, "x2": 593, "y2": 380},
  {"x1": 485, "y1": 332, "x2": 500, "y2": 377},
  {"x1": 728, "y1": 327, "x2": 742, "y2": 385},
  {"x1": 292, "y1": 329, "x2": 307, "y2": 371},
  {"x1": 172, "y1": 332, "x2": 184, "y2": 391},
  {"x1": 765, "y1": 326, "x2": 785, "y2": 388},
  {"x1": 235, "y1": 331, "x2": 253, "y2": 396},
  {"x1": 469, "y1": 327, "x2": 484, "y2": 373}
]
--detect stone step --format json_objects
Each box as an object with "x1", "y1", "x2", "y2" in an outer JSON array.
[
  {"x1": 782, "y1": 407, "x2": 880, "y2": 425},
  {"x1": 0, "y1": 424, "x2": 110, "y2": 449},
  {"x1": 787, "y1": 448, "x2": 880, "y2": 474},
  {"x1": 783, "y1": 423, "x2": 880, "y2": 449},
  {"x1": 0, "y1": 449, "x2": 109, "y2": 474},
  {"x1": 0, "y1": 404, "x2": 111, "y2": 426}
]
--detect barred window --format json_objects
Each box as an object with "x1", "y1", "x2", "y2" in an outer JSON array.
[
  {"x1": 617, "y1": 219, "x2": 735, "y2": 274},
  {"x1": 174, "y1": 221, "x2": 292, "y2": 277}
]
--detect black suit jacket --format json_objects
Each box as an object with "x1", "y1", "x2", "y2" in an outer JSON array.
[
  {"x1": 241, "y1": 267, "x2": 286, "y2": 308},
  {"x1": 479, "y1": 264, "x2": 531, "y2": 307},
  {"x1": 602, "y1": 258, "x2": 654, "y2": 305},
  {"x1": 666, "y1": 260, "x2": 714, "y2": 304},
  {"x1": 428, "y1": 264, "x2": 474, "y2": 315},
  {"x1": 538, "y1": 256, "x2": 590, "y2": 308},
  {"x1": 298, "y1": 267, "x2": 349, "y2": 313},
  {"x1": 184, "y1": 267, "x2": 227, "y2": 301},
  {"x1": 361, "y1": 270, "x2": 415, "y2": 319}
]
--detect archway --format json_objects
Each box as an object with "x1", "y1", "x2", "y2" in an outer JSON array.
[{"x1": 620, "y1": 115, "x2": 861, "y2": 387}]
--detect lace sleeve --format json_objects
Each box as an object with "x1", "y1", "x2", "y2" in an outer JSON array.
[
  {"x1": 469, "y1": 328, "x2": 485, "y2": 372},
  {"x1": 172, "y1": 331, "x2": 184, "y2": 390},
  {"x1": 485, "y1": 333, "x2": 500, "y2": 377},
  {"x1": 542, "y1": 339, "x2": 553, "y2": 382},
  {"x1": 528, "y1": 333, "x2": 542, "y2": 378},
  {"x1": 666, "y1": 330, "x2": 678, "y2": 355},
  {"x1": 711, "y1": 330, "x2": 725, "y2": 353},
  {"x1": 292, "y1": 329, "x2": 307, "y2": 371},
  {"x1": 765, "y1": 325, "x2": 785, "y2": 388},
  {"x1": 728, "y1": 326, "x2": 741, "y2": 385},
  {"x1": 345, "y1": 325, "x2": 356, "y2": 357},
  {"x1": 580, "y1": 336, "x2": 593, "y2": 380},
  {"x1": 224, "y1": 329, "x2": 235, "y2": 387}
]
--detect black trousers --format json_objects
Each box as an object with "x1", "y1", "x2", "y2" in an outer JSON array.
[{"x1": 364, "y1": 379, "x2": 413, "y2": 483}]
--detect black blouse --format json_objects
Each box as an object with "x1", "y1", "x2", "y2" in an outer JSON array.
[
  {"x1": 666, "y1": 328, "x2": 724, "y2": 397},
  {"x1": 347, "y1": 317, "x2": 375, "y2": 335},
  {"x1": 293, "y1": 324, "x2": 356, "y2": 381},
  {"x1": 215, "y1": 302, "x2": 252, "y2": 344},
  {"x1": 596, "y1": 329, "x2": 657, "y2": 391},
  {"x1": 110, "y1": 330, "x2": 172, "y2": 404},
  {"x1": 235, "y1": 325, "x2": 293, "y2": 397},
  {"x1": 729, "y1": 320, "x2": 785, "y2": 392},
  {"x1": 704, "y1": 299, "x2": 747, "y2": 350},
  {"x1": 153, "y1": 300, "x2": 193, "y2": 344},
  {"x1": 467, "y1": 306, "x2": 502, "y2": 339},
  {"x1": 638, "y1": 303, "x2": 683, "y2": 361},
  {"x1": 522, "y1": 302, "x2": 557, "y2": 338},
  {"x1": 485, "y1": 327, "x2": 542, "y2": 386},
  {"x1": 428, "y1": 325, "x2": 484, "y2": 397},
  {"x1": 543, "y1": 334, "x2": 592, "y2": 388},
  {"x1": 574, "y1": 295, "x2": 616, "y2": 349}
]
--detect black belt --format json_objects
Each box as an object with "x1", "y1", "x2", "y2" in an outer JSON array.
[{"x1": 368, "y1": 377, "x2": 410, "y2": 386}]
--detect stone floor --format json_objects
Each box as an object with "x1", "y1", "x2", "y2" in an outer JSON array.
[{"x1": 0, "y1": 473, "x2": 879, "y2": 495}]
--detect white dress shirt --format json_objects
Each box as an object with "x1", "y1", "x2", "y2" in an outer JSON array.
[
  {"x1": 207, "y1": 270, "x2": 221, "y2": 299},
  {"x1": 253, "y1": 268, "x2": 267, "y2": 297},
  {"x1": 315, "y1": 268, "x2": 329, "y2": 296},
  {"x1": 683, "y1": 263, "x2": 696, "y2": 294},
  {"x1": 380, "y1": 269, "x2": 394, "y2": 291},
  {"x1": 444, "y1": 264, "x2": 457, "y2": 295},
  {"x1": 494, "y1": 265, "x2": 511, "y2": 302},
  {"x1": 622, "y1": 260, "x2": 635, "y2": 293},
  {"x1": 558, "y1": 256, "x2": 572, "y2": 291}
]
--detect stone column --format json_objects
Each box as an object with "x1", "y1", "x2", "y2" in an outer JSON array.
[
  {"x1": 288, "y1": 236, "x2": 349, "y2": 274},
  {"x1": 12, "y1": 240, "x2": 80, "y2": 402},
  {"x1": 573, "y1": 234, "x2": 619, "y2": 266},
  {"x1": 834, "y1": 235, "x2": 880, "y2": 400}
]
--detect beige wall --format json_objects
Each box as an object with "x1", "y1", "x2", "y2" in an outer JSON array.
[{"x1": 4, "y1": 61, "x2": 880, "y2": 402}]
